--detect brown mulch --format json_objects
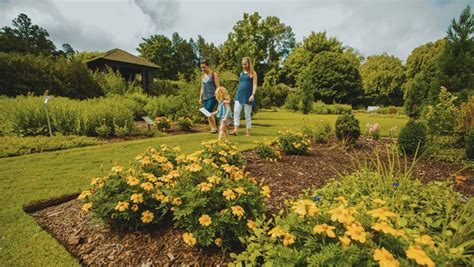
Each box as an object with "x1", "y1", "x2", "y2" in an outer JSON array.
[{"x1": 29, "y1": 138, "x2": 473, "y2": 266}]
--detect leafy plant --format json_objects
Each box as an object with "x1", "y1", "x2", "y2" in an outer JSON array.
[
  {"x1": 254, "y1": 139, "x2": 281, "y2": 162},
  {"x1": 177, "y1": 117, "x2": 194, "y2": 131},
  {"x1": 424, "y1": 87, "x2": 458, "y2": 135},
  {"x1": 466, "y1": 128, "x2": 474, "y2": 160},
  {"x1": 154, "y1": 117, "x2": 172, "y2": 131},
  {"x1": 398, "y1": 120, "x2": 427, "y2": 156},
  {"x1": 335, "y1": 114, "x2": 361, "y2": 144},
  {"x1": 277, "y1": 129, "x2": 312, "y2": 155}
]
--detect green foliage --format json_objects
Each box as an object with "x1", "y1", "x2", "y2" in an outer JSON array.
[
  {"x1": 149, "y1": 79, "x2": 179, "y2": 96},
  {"x1": 254, "y1": 139, "x2": 281, "y2": 162},
  {"x1": 335, "y1": 114, "x2": 361, "y2": 144},
  {"x1": 154, "y1": 117, "x2": 172, "y2": 131},
  {"x1": 137, "y1": 34, "x2": 178, "y2": 80},
  {"x1": 403, "y1": 72, "x2": 430, "y2": 119},
  {"x1": 0, "y1": 95, "x2": 134, "y2": 136},
  {"x1": 360, "y1": 53, "x2": 405, "y2": 106},
  {"x1": 397, "y1": 120, "x2": 427, "y2": 155},
  {"x1": 466, "y1": 128, "x2": 474, "y2": 160},
  {"x1": 312, "y1": 101, "x2": 352, "y2": 115},
  {"x1": 257, "y1": 84, "x2": 290, "y2": 108},
  {"x1": 369, "y1": 106, "x2": 404, "y2": 115},
  {"x1": 424, "y1": 87, "x2": 459, "y2": 135},
  {"x1": 457, "y1": 96, "x2": 474, "y2": 136},
  {"x1": 277, "y1": 129, "x2": 312, "y2": 155},
  {"x1": 232, "y1": 146, "x2": 473, "y2": 266},
  {"x1": 91, "y1": 67, "x2": 140, "y2": 96},
  {"x1": 0, "y1": 135, "x2": 100, "y2": 158},
  {"x1": 438, "y1": 5, "x2": 474, "y2": 102},
  {"x1": 284, "y1": 91, "x2": 300, "y2": 111},
  {"x1": 0, "y1": 52, "x2": 102, "y2": 98},
  {"x1": 298, "y1": 51, "x2": 362, "y2": 104},
  {"x1": 0, "y1": 13, "x2": 57, "y2": 56},
  {"x1": 176, "y1": 117, "x2": 194, "y2": 131},
  {"x1": 301, "y1": 122, "x2": 333, "y2": 144}
]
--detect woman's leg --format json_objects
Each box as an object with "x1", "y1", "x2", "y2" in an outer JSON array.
[
  {"x1": 233, "y1": 101, "x2": 242, "y2": 134},
  {"x1": 244, "y1": 103, "x2": 252, "y2": 136}
]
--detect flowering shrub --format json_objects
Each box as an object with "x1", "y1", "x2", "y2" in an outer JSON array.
[
  {"x1": 177, "y1": 117, "x2": 194, "y2": 131},
  {"x1": 198, "y1": 140, "x2": 246, "y2": 169},
  {"x1": 79, "y1": 145, "x2": 181, "y2": 231},
  {"x1": 232, "y1": 146, "x2": 473, "y2": 266},
  {"x1": 172, "y1": 155, "x2": 268, "y2": 250},
  {"x1": 366, "y1": 123, "x2": 381, "y2": 140},
  {"x1": 154, "y1": 116, "x2": 172, "y2": 131},
  {"x1": 254, "y1": 139, "x2": 281, "y2": 162},
  {"x1": 277, "y1": 130, "x2": 311, "y2": 155}
]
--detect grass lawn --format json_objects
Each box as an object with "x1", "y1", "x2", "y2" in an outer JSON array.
[{"x1": 0, "y1": 111, "x2": 407, "y2": 266}]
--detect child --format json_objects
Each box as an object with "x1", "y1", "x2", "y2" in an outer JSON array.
[{"x1": 212, "y1": 87, "x2": 233, "y2": 141}]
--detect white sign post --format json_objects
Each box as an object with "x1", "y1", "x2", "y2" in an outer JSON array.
[{"x1": 44, "y1": 96, "x2": 53, "y2": 137}]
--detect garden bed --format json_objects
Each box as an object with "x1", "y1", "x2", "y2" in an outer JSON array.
[{"x1": 29, "y1": 138, "x2": 473, "y2": 265}]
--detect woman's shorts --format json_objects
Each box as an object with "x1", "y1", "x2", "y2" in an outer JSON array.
[{"x1": 203, "y1": 97, "x2": 217, "y2": 112}]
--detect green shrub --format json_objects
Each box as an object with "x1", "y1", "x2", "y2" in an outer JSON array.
[
  {"x1": 424, "y1": 87, "x2": 458, "y2": 135},
  {"x1": 177, "y1": 117, "x2": 194, "y2": 131},
  {"x1": 254, "y1": 139, "x2": 281, "y2": 162},
  {"x1": 0, "y1": 135, "x2": 100, "y2": 158},
  {"x1": 398, "y1": 120, "x2": 427, "y2": 156},
  {"x1": 313, "y1": 101, "x2": 352, "y2": 115},
  {"x1": 277, "y1": 129, "x2": 312, "y2": 155},
  {"x1": 149, "y1": 79, "x2": 179, "y2": 96},
  {"x1": 154, "y1": 117, "x2": 172, "y2": 131},
  {"x1": 284, "y1": 92, "x2": 300, "y2": 111},
  {"x1": 302, "y1": 122, "x2": 333, "y2": 144},
  {"x1": 232, "y1": 147, "x2": 473, "y2": 266},
  {"x1": 257, "y1": 84, "x2": 290, "y2": 108},
  {"x1": 199, "y1": 140, "x2": 246, "y2": 169},
  {"x1": 95, "y1": 123, "x2": 110, "y2": 137},
  {"x1": 335, "y1": 114, "x2": 361, "y2": 144},
  {"x1": 466, "y1": 128, "x2": 474, "y2": 160}
]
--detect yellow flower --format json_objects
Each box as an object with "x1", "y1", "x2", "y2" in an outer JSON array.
[
  {"x1": 292, "y1": 199, "x2": 319, "y2": 218},
  {"x1": 219, "y1": 209, "x2": 228, "y2": 216},
  {"x1": 328, "y1": 205, "x2": 354, "y2": 224},
  {"x1": 223, "y1": 189, "x2": 237, "y2": 201},
  {"x1": 248, "y1": 177, "x2": 257, "y2": 184},
  {"x1": 268, "y1": 226, "x2": 286, "y2": 238},
  {"x1": 176, "y1": 154, "x2": 186, "y2": 163},
  {"x1": 336, "y1": 196, "x2": 348, "y2": 204},
  {"x1": 173, "y1": 197, "x2": 182, "y2": 206},
  {"x1": 339, "y1": 236, "x2": 351, "y2": 247},
  {"x1": 367, "y1": 208, "x2": 397, "y2": 221},
  {"x1": 415, "y1": 235, "x2": 435, "y2": 250},
  {"x1": 199, "y1": 214, "x2": 212, "y2": 226},
  {"x1": 345, "y1": 223, "x2": 367, "y2": 243},
  {"x1": 142, "y1": 173, "x2": 158, "y2": 182},
  {"x1": 126, "y1": 176, "x2": 140, "y2": 186},
  {"x1": 114, "y1": 201, "x2": 129, "y2": 212},
  {"x1": 231, "y1": 205, "x2": 245, "y2": 218},
  {"x1": 406, "y1": 245, "x2": 435, "y2": 267},
  {"x1": 283, "y1": 234, "x2": 296, "y2": 246},
  {"x1": 197, "y1": 182, "x2": 213, "y2": 192},
  {"x1": 261, "y1": 186, "x2": 271, "y2": 198},
  {"x1": 187, "y1": 163, "x2": 202, "y2": 172},
  {"x1": 222, "y1": 164, "x2": 234, "y2": 173},
  {"x1": 207, "y1": 175, "x2": 221, "y2": 184},
  {"x1": 219, "y1": 156, "x2": 227, "y2": 162},
  {"x1": 154, "y1": 191, "x2": 165, "y2": 201},
  {"x1": 152, "y1": 154, "x2": 168, "y2": 163},
  {"x1": 111, "y1": 165, "x2": 123, "y2": 173},
  {"x1": 97, "y1": 180, "x2": 105, "y2": 188},
  {"x1": 141, "y1": 210, "x2": 154, "y2": 223},
  {"x1": 81, "y1": 202, "x2": 93, "y2": 212},
  {"x1": 141, "y1": 182, "x2": 154, "y2": 191},
  {"x1": 183, "y1": 232, "x2": 196, "y2": 247},
  {"x1": 231, "y1": 170, "x2": 244, "y2": 181},
  {"x1": 90, "y1": 178, "x2": 98, "y2": 186},
  {"x1": 162, "y1": 162, "x2": 174, "y2": 171},
  {"x1": 247, "y1": 219, "x2": 256, "y2": 230},
  {"x1": 140, "y1": 156, "x2": 152, "y2": 166},
  {"x1": 162, "y1": 196, "x2": 170, "y2": 203},
  {"x1": 219, "y1": 150, "x2": 228, "y2": 157},
  {"x1": 371, "y1": 221, "x2": 398, "y2": 235},
  {"x1": 313, "y1": 223, "x2": 336, "y2": 238},
  {"x1": 130, "y1": 193, "x2": 144, "y2": 204},
  {"x1": 372, "y1": 198, "x2": 386, "y2": 205},
  {"x1": 373, "y1": 247, "x2": 400, "y2": 267},
  {"x1": 131, "y1": 204, "x2": 139, "y2": 212},
  {"x1": 234, "y1": 187, "x2": 246, "y2": 195},
  {"x1": 78, "y1": 190, "x2": 92, "y2": 199},
  {"x1": 215, "y1": 238, "x2": 223, "y2": 247}
]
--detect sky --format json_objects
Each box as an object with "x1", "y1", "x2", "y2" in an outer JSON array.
[{"x1": 0, "y1": 0, "x2": 472, "y2": 60}]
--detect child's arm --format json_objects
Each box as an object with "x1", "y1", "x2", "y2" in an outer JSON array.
[
  {"x1": 223, "y1": 101, "x2": 231, "y2": 121},
  {"x1": 212, "y1": 104, "x2": 220, "y2": 115}
]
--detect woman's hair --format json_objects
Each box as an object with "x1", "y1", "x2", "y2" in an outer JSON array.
[
  {"x1": 215, "y1": 86, "x2": 229, "y2": 101},
  {"x1": 200, "y1": 58, "x2": 210, "y2": 66},
  {"x1": 242, "y1": 57, "x2": 255, "y2": 78}
]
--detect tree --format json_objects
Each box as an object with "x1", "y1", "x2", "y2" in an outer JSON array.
[
  {"x1": 220, "y1": 12, "x2": 295, "y2": 81},
  {"x1": 282, "y1": 32, "x2": 343, "y2": 86},
  {"x1": 404, "y1": 72, "x2": 430, "y2": 119},
  {"x1": 137, "y1": 34, "x2": 176, "y2": 80},
  {"x1": 0, "y1": 13, "x2": 57, "y2": 55},
  {"x1": 196, "y1": 35, "x2": 221, "y2": 67},
  {"x1": 297, "y1": 51, "x2": 362, "y2": 104},
  {"x1": 360, "y1": 53, "x2": 405, "y2": 106},
  {"x1": 438, "y1": 5, "x2": 474, "y2": 102},
  {"x1": 171, "y1": 33, "x2": 198, "y2": 81}
]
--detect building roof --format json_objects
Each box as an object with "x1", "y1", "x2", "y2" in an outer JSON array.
[{"x1": 87, "y1": 48, "x2": 159, "y2": 69}]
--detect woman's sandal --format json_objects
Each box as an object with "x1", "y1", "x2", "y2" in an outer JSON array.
[
  {"x1": 230, "y1": 131, "x2": 237, "y2": 136},
  {"x1": 210, "y1": 129, "x2": 218, "y2": 134}
]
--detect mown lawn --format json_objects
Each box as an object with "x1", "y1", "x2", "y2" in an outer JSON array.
[{"x1": 0, "y1": 111, "x2": 407, "y2": 266}]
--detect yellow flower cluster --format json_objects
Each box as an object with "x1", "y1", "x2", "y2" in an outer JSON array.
[
  {"x1": 373, "y1": 247, "x2": 400, "y2": 267},
  {"x1": 141, "y1": 210, "x2": 154, "y2": 223},
  {"x1": 199, "y1": 214, "x2": 212, "y2": 226},
  {"x1": 268, "y1": 226, "x2": 296, "y2": 246},
  {"x1": 231, "y1": 205, "x2": 245, "y2": 218},
  {"x1": 183, "y1": 232, "x2": 197, "y2": 246},
  {"x1": 292, "y1": 199, "x2": 318, "y2": 218}
]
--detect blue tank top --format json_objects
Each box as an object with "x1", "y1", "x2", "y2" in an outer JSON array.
[
  {"x1": 202, "y1": 73, "x2": 216, "y2": 100},
  {"x1": 235, "y1": 72, "x2": 253, "y2": 104},
  {"x1": 216, "y1": 101, "x2": 233, "y2": 119}
]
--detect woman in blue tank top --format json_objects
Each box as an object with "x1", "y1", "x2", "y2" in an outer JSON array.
[
  {"x1": 199, "y1": 59, "x2": 220, "y2": 134},
  {"x1": 232, "y1": 57, "x2": 257, "y2": 137}
]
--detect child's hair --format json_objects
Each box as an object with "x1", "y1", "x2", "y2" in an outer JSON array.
[{"x1": 215, "y1": 87, "x2": 229, "y2": 101}]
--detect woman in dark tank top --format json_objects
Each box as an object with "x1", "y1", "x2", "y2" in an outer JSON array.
[
  {"x1": 232, "y1": 57, "x2": 257, "y2": 137},
  {"x1": 199, "y1": 59, "x2": 220, "y2": 133}
]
